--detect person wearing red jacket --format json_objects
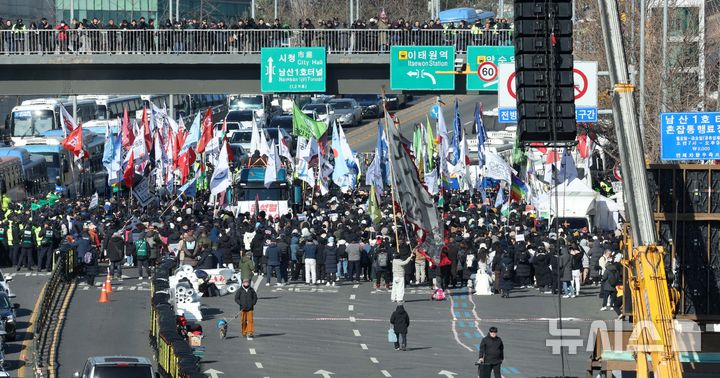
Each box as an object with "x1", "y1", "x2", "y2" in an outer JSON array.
[
  {"x1": 439, "y1": 247, "x2": 452, "y2": 291},
  {"x1": 55, "y1": 21, "x2": 69, "y2": 53}
]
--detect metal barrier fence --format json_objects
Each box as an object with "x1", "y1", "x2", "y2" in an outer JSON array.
[
  {"x1": 0, "y1": 29, "x2": 512, "y2": 55},
  {"x1": 150, "y1": 257, "x2": 203, "y2": 378},
  {"x1": 33, "y1": 247, "x2": 77, "y2": 376}
]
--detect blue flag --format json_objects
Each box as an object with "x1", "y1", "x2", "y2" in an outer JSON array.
[
  {"x1": 376, "y1": 121, "x2": 389, "y2": 185},
  {"x1": 474, "y1": 103, "x2": 487, "y2": 167},
  {"x1": 177, "y1": 177, "x2": 197, "y2": 199},
  {"x1": 179, "y1": 112, "x2": 202, "y2": 156},
  {"x1": 451, "y1": 99, "x2": 461, "y2": 165}
]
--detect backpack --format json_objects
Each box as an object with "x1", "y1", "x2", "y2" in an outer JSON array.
[
  {"x1": 83, "y1": 250, "x2": 94, "y2": 265},
  {"x1": 377, "y1": 251, "x2": 388, "y2": 267},
  {"x1": 135, "y1": 239, "x2": 149, "y2": 258},
  {"x1": 502, "y1": 262, "x2": 513, "y2": 280}
]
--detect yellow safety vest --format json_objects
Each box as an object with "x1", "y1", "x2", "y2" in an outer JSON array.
[
  {"x1": 34, "y1": 226, "x2": 43, "y2": 247},
  {"x1": 6, "y1": 221, "x2": 12, "y2": 246}
]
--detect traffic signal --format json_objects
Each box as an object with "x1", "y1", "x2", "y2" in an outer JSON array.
[{"x1": 514, "y1": 0, "x2": 577, "y2": 143}]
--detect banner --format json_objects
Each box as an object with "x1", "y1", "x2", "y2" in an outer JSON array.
[
  {"x1": 484, "y1": 152, "x2": 512, "y2": 183},
  {"x1": 236, "y1": 200, "x2": 289, "y2": 218},
  {"x1": 132, "y1": 177, "x2": 155, "y2": 207}
]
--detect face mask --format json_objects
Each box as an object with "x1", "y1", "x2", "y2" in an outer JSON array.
[{"x1": 243, "y1": 283, "x2": 249, "y2": 288}]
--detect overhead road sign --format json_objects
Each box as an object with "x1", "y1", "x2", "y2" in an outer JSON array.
[
  {"x1": 261, "y1": 47, "x2": 326, "y2": 93},
  {"x1": 660, "y1": 112, "x2": 720, "y2": 161},
  {"x1": 390, "y1": 46, "x2": 455, "y2": 91},
  {"x1": 466, "y1": 46, "x2": 514, "y2": 92},
  {"x1": 497, "y1": 61, "x2": 598, "y2": 124}
]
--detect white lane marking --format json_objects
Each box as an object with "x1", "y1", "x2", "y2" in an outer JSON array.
[
  {"x1": 255, "y1": 362, "x2": 264, "y2": 369},
  {"x1": 116, "y1": 286, "x2": 125, "y2": 291},
  {"x1": 360, "y1": 343, "x2": 368, "y2": 350},
  {"x1": 350, "y1": 294, "x2": 356, "y2": 300},
  {"x1": 448, "y1": 291, "x2": 474, "y2": 352},
  {"x1": 129, "y1": 286, "x2": 137, "y2": 291},
  {"x1": 253, "y1": 277, "x2": 264, "y2": 290},
  {"x1": 349, "y1": 316, "x2": 356, "y2": 323},
  {"x1": 370, "y1": 357, "x2": 379, "y2": 364},
  {"x1": 348, "y1": 305, "x2": 354, "y2": 312},
  {"x1": 249, "y1": 348, "x2": 256, "y2": 355},
  {"x1": 467, "y1": 289, "x2": 486, "y2": 338},
  {"x1": 353, "y1": 284, "x2": 359, "y2": 289},
  {"x1": 353, "y1": 329, "x2": 361, "y2": 337},
  {"x1": 381, "y1": 370, "x2": 392, "y2": 377}
]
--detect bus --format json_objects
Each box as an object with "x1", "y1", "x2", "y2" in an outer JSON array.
[
  {"x1": 0, "y1": 147, "x2": 49, "y2": 198},
  {"x1": 0, "y1": 156, "x2": 25, "y2": 201},
  {"x1": 8, "y1": 98, "x2": 99, "y2": 142},
  {"x1": 235, "y1": 165, "x2": 292, "y2": 217}
]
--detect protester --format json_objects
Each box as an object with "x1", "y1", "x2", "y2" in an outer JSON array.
[
  {"x1": 389, "y1": 304, "x2": 410, "y2": 351},
  {"x1": 390, "y1": 250, "x2": 413, "y2": 302},
  {"x1": 234, "y1": 278, "x2": 258, "y2": 340},
  {"x1": 478, "y1": 326, "x2": 504, "y2": 378}
]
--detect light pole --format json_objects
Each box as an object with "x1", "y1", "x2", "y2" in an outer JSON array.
[
  {"x1": 274, "y1": 0, "x2": 278, "y2": 20},
  {"x1": 660, "y1": 0, "x2": 668, "y2": 112},
  {"x1": 252, "y1": 0, "x2": 256, "y2": 19}
]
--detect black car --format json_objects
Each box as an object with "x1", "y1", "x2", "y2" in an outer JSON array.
[
  {"x1": 268, "y1": 115, "x2": 293, "y2": 132},
  {"x1": 384, "y1": 94, "x2": 408, "y2": 110},
  {"x1": 0, "y1": 292, "x2": 18, "y2": 341},
  {"x1": 348, "y1": 94, "x2": 384, "y2": 119}
]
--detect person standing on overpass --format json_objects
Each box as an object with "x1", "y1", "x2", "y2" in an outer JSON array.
[
  {"x1": 478, "y1": 326, "x2": 504, "y2": 378},
  {"x1": 235, "y1": 278, "x2": 258, "y2": 340}
]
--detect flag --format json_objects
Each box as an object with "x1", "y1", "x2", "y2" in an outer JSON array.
[
  {"x1": 296, "y1": 158, "x2": 315, "y2": 186},
  {"x1": 425, "y1": 116, "x2": 435, "y2": 170},
  {"x1": 121, "y1": 107, "x2": 134, "y2": 151},
  {"x1": 385, "y1": 111, "x2": 443, "y2": 258},
  {"x1": 123, "y1": 150, "x2": 136, "y2": 188},
  {"x1": 253, "y1": 193, "x2": 261, "y2": 219},
  {"x1": 546, "y1": 148, "x2": 561, "y2": 164},
  {"x1": 577, "y1": 134, "x2": 590, "y2": 158},
  {"x1": 435, "y1": 104, "x2": 450, "y2": 157},
  {"x1": 210, "y1": 141, "x2": 231, "y2": 196},
  {"x1": 61, "y1": 124, "x2": 84, "y2": 158},
  {"x1": 278, "y1": 135, "x2": 293, "y2": 164},
  {"x1": 142, "y1": 106, "x2": 152, "y2": 152},
  {"x1": 250, "y1": 118, "x2": 270, "y2": 156},
  {"x1": 558, "y1": 150, "x2": 578, "y2": 183},
  {"x1": 59, "y1": 105, "x2": 77, "y2": 136},
  {"x1": 450, "y1": 99, "x2": 461, "y2": 164},
  {"x1": 494, "y1": 186, "x2": 505, "y2": 208},
  {"x1": 196, "y1": 108, "x2": 214, "y2": 154},
  {"x1": 264, "y1": 141, "x2": 280, "y2": 189},
  {"x1": 292, "y1": 102, "x2": 329, "y2": 140},
  {"x1": 365, "y1": 154, "x2": 383, "y2": 189},
  {"x1": 510, "y1": 174, "x2": 528, "y2": 202},
  {"x1": 177, "y1": 177, "x2": 197, "y2": 199},
  {"x1": 484, "y1": 152, "x2": 512, "y2": 183},
  {"x1": 368, "y1": 185, "x2": 382, "y2": 224},
  {"x1": 179, "y1": 112, "x2": 202, "y2": 156},
  {"x1": 376, "y1": 121, "x2": 389, "y2": 185},
  {"x1": 511, "y1": 138, "x2": 527, "y2": 166},
  {"x1": 297, "y1": 136, "x2": 319, "y2": 162},
  {"x1": 89, "y1": 192, "x2": 99, "y2": 209},
  {"x1": 332, "y1": 121, "x2": 354, "y2": 189},
  {"x1": 102, "y1": 121, "x2": 114, "y2": 170},
  {"x1": 474, "y1": 103, "x2": 487, "y2": 167}
]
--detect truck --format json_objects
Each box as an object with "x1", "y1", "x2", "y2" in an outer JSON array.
[{"x1": 234, "y1": 165, "x2": 292, "y2": 218}]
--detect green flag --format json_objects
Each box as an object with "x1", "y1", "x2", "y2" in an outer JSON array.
[
  {"x1": 368, "y1": 185, "x2": 382, "y2": 224},
  {"x1": 292, "y1": 103, "x2": 329, "y2": 140},
  {"x1": 425, "y1": 116, "x2": 436, "y2": 170},
  {"x1": 511, "y1": 137, "x2": 527, "y2": 166}
]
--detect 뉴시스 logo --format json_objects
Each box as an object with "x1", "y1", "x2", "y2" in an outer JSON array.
[{"x1": 546, "y1": 319, "x2": 702, "y2": 354}]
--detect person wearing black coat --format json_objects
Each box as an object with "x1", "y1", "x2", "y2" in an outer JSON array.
[
  {"x1": 513, "y1": 246, "x2": 533, "y2": 288},
  {"x1": 324, "y1": 237, "x2": 338, "y2": 285},
  {"x1": 588, "y1": 240, "x2": 604, "y2": 284},
  {"x1": 105, "y1": 231, "x2": 125, "y2": 279},
  {"x1": 498, "y1": 253, "x2": 514, "y2": 298},
  {"x1": 276, "y1": 235, "x2": 290, "y2": 284},
  {"x1": 83, "y1": 242, "x2": 100, "y2": 286},
  {"x1": 217, "y1": 231, "x2": 234, "y2": 268},
  {"x1": 532, "y1": 250, "x2": 553, "y2": 293},
  {"x1": 250, "y1": 231, "x2": 265, "y2": 275},
  {"x1": 234, "y1": 279, "x2": 258, "y2": 340},
  {"x1": 478, "y1": 326, "x2": 504, "y2": 378},
  {"x1": 196, "y1": 249, "x2": 218, "y2": 270},
  {"x1": 265, "y1": 238, "x2": 282, "y2": 285},
  {"x1": 390, "y1": 305, "x2": 410, "y2": 351}
]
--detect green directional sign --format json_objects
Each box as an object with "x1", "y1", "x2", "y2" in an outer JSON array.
[
  {"x1": 261, "y1": 47, "x2": 326, "y2": 93},
  {"x1": 390, "y1": 46, "x2": 455, "y2": 91},
  {"x1": 466, "y1": 46, "x2": 515, "y2": 91}
]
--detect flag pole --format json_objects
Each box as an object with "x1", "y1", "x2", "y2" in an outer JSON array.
[{"x1": 380, "y1": 89, "x2": 401, "y2": 256}]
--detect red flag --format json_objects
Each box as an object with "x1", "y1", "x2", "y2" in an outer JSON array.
[
  {"x1": 530, "y1": 142, "x2": 547, "y2": 154},
  {"x1": 196, "y1": 108, "x2": 214, "y2": 154},
  {"x1": 177, "y1": 149, "x2": 195, "y2": 184},
  {"x1": 123, "y1": 150, "x2": 135, "y2": 188},
  {"x1": 577, "y1": 134, "x2": 590, "y2": 158},
  {"x1": 61, "y1": 124, "x2": 84, "y2": 157},
  {"x1": 122, "y1": 107, "x2": 134, "y2": 151},
  {"x1": 142, "y1": 106, "x2": 152, "y2": 152},
  {"x1": 546, "y1": 149, "x2": 561, "y2": 164}
]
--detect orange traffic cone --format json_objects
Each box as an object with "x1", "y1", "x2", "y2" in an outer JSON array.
[
  {"x1": 98, "y1": 285, "x2": 109, "y2": 303},
  {"x1": 105, "y1": 269, "x2": 113, "y2": 293}
]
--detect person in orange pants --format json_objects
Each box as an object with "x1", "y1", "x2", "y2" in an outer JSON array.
[{"x1": 234, "y1": 278, "x2": 258, "y2": 340}]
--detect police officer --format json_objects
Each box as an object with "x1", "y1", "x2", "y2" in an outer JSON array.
[
  {"x1": 0, "y1": 215, "x2": 8, "y2": 266},
  {"x1": 8, "y1": 216, "x2": 20, "y2": 267},
  {"x1": 18, "y1": 221, "x2": 35, "y2": 271},
  {"x1": 38, "y1": 220, "x2": 55, "y2": 272}
]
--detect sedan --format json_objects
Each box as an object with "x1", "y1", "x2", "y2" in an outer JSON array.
[
  {"x1": 328, "y1": 99, "x2": 363, "y2": 127},
  {"x1": 0, "y1": 292, "x2": 19, "y2": 341},
  {"x1": 348, "y1": 94, "x2": 384, "y2": 119}
]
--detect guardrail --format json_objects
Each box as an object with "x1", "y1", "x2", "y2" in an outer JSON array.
[
  {"x1": 150, "y1": 257, "x2": 203, "y2": 378},
  {"x1": 32, "y1": 245, "x2": 77, "y2": 377},
  {"x1": 0, "y1": 28, "x2": 513, "y2": 55}
]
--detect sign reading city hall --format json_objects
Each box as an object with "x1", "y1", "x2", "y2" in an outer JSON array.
[{"x1": 261, "y1": 47, "x2": 327, "y2": 92}]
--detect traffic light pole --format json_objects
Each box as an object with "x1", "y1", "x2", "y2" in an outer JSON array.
[{"x1": 597, "y1": 0, "x2": 656, "y2": 246}]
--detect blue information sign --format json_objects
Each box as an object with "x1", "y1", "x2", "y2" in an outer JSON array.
[
  {"x1": 498, "y1": 108, "x2": 517, "y2": 123},
  {"x1": 576, "y1": 107, "x2": 598, "y2": 123},
  {"x1": 660, "y1": 112, "x2": 720, "y2": 161}
]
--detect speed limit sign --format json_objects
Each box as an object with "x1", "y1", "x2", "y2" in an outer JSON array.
[{"x1": 477, "y1": 61, "x2": 498, "y2": 82}]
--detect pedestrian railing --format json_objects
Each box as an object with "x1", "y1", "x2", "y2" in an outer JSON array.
[
  {"x1": 150, "y1": 257, "x2": 202, "y2": 378},
  {"x1": 32, "y1": 247, "x2": 77, "y2": 377},
  {"x1": 0, "y1": 29, "x2": 513, "y2": 56}
]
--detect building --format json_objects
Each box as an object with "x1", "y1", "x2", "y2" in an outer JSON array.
[
  {"x1": 4, "y1": 0, "x2": 55, "y2": 22},
  {"x1": 157, "y1": 0, "x2": 252, "y2": 22}
]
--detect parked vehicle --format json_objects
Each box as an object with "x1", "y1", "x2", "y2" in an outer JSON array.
[
  {"x1": 268, "y1": 115, "x2": 293, "y2": 132},
  {"x1": 0, "y1": 293, "x2": 19, "y2": 341},
  {"x1": 347, "y1": 94, "x2": 384, "y2": 119},
  {"x1": 327, "y1": 99, "x2": 363, "y2": 127},
  {"x1": 384, "y1": 94, "x2": 408, "y2": 110},
  {"x1": 301, "y1": 103, "x2": 336, "y2": 125},
  {"x1": 0, "y1": 272, "x2": 16, "y2": 299},
  {"x1": 73, "y1": 356, "x2": 158, "y2": 378}
]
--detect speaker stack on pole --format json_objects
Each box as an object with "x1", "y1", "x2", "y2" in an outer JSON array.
[{"x1": 514, "y1": 0, "x2": 577, "y2": 143}]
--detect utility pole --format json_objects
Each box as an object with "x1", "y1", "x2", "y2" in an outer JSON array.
[
  {"x1": 661, "y1": 0, "x2": 668, "y2": 112},
  {"x1": 639, "y1": 0, "x2": 646, "y2": 141},
  {"x1": 251, "y1": 0, "x2": 256, "y2": 19},
  {"x1": 169, "y1": 0, "x2": 173, "y2": 24},
  {"x1": 70, "y1": 0, "x2": 75, "y2": 20},
  {"x1": 597, "y1": 0, "x2": 656, "y2": 246},
  {"x1": 350, "y1": 0, "x2": 354, "y2": 23},
  {"x1": 175, "y1": 0, "x2": 180, "y2": 22},
  {"x1": 274, "y1": 0, "x2": 278, "y2": 20},
  {"x1": 499, "y1": 0, "x2": 504, "y2": 18},
  {"x1": 356, "y1": 0, "x2": 360, "y2": 21}
]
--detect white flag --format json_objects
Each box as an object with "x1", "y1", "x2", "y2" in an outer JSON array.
[
  {"x1": 264, "y1": 142, "x2": 280, "y2": 188},
  {"x1": 89, "y1": 192, "x2": 99, "y2": 209},
  {"x1": 210, "y1": 141, "x2": 231, "y2": 196},
  {"x1": 59, "y1": 105, "x2": 78, "y2": 136},
  {"x1": 484, "y1": 152, "x2": 512, "y2": 183}
]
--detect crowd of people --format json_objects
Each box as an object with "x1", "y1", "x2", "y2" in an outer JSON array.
[
  {"x1": 0, "y1": 14, "x2": 513, "y2": 54},
  {"x1": 0, "y1": 181, "x2": 625, "y2": 317}
]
